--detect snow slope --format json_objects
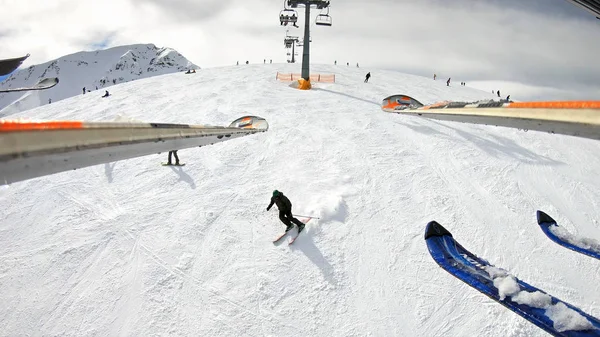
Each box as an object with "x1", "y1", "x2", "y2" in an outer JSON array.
[
  {"x1": 1, "y1": 63, "x2": 599, "y2": 337},
  {"x1": 0, "y1": 44, "x2": 197, "y2": 115}
]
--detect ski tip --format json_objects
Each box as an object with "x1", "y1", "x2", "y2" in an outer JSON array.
[
  {"x1": 536, "y1": 210, "x2": 556, "y2": 226},
  {"x1": 424, "y1": 221, "x2": 453, "y2": 240}
]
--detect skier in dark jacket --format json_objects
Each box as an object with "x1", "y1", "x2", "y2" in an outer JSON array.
[
  {"x1": 364, "y1": 72, "x2": 371, "y2": 83},
  {"x1": 267, "y1": 190, "x2": 305, "y2": 232}
]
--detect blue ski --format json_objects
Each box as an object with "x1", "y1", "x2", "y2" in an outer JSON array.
[
  {"x1": 537, "y1": 211, "x2": 600, "y2": 261},
  {"x1": 425, "y1": 221, "x2": 600, "y2": 337}
]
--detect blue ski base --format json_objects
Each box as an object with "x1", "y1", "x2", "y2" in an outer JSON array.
[
  {"x1": 537, "y1": 210, "x2": 600, "y2": 261},
  {"x1": 425, "y1": 221, "x2": 600, "y2": 337}
]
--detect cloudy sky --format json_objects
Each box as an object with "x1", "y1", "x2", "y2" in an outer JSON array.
[{"x1": 1, "y1": 0, "x2": 599, "y2": 101}]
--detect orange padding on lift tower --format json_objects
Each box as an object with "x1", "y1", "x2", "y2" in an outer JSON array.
[
  {"x1": 0, "y1": 120, "x2": 85, "y2": 132},
  {"x1": 507, "y1": 101, "x2": 600, "y2": 109}
]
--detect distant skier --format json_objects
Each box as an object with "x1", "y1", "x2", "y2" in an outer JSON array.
[
  {"x1": 334, "y1": 60, "x2": 337, "y2": 65},
  {"x1": 364, "y1": 72, "x2": 371, "y2": 83},
  {"x1": 48, "y1": 98, "x2": 51, "y2": 104},
  {"x1": 102, "y1": 90, "x2": 110, "y2": 98},
  {"x1": 270, "y1": 59, "x2": 272, "y2": 64},
  {"x1": 506, "y1": 95, "x2": 511, "y2": 101},
  {"x1": 446, "y1": 78, "x2": 451, "y2": 86},
  {"x1": 267, "y1": 190, "x2": 305, "y2": 232},
  {"x1": 82, "y1": 87, "x2": 86, "y2": 95},
  {"x1": 166, "y1": 150, "x2": 180, "y2": 165},
  {"x1": 497, "y1": 90, "x2": 501, "y2": 97},
  {"x1": 433, "y1": 74, "x2": 437, "y2": 80},
  {"x1": 356, "y1": 63, "x2": 359, "y2": 68}
]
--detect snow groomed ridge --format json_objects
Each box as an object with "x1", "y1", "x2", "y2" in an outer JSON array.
[
  {"x1": 382, "y1": 94, "x2": 600, "y2": 141},
  {"x1": 0, "y1": 116, "x2": 268, "y2": 185}
]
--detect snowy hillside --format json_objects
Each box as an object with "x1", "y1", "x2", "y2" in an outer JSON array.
[
  {"x1": 1, "y1": 63, "x2": 599, "y2": 337},
  {"x1": 0, "y1": 44, "x2": 197, "y2": 114}
]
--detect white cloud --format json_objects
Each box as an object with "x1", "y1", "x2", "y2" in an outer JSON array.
[{"x1": 1, "y1": 0, "x2": 599, "y2": 100}]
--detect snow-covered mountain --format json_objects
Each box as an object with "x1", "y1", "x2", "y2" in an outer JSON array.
[
  {"x1": 0, "y1": 44, "x2": 197, "y2": 114},
  {"x1": 1, "y1": 63, "x2": 599, "y2": 336}
]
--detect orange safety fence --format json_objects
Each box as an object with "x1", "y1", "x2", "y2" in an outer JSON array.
[{"x1": 276, "y1": 72, "x2": 335, "y2": 83}]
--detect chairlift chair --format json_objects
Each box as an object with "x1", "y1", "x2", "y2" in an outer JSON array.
[
  {"x1": 279, "y1": 10, "x2": 296, "y2": 26},
  {"x1": 279, "y1": 0, "x2": 298, "y2": 25},
  {"x1": 315, "y1": 6, "x2": 332, "y2": 26},
  {"x1": 279, "y1": 10, "x2": 298, "y2": 22},
  {"x1": 315, "y1": 14, "x2": 332, "y2": 26}
]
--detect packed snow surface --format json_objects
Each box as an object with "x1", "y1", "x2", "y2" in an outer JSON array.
[{"x1": 1, "y1": 63, "x2": 600, "y2": 336}]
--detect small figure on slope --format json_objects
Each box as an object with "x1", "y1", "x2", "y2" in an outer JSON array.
[
  {"x1": 101, "y1": 90, "x2": 110, "y2": 98},
  {"x1": 267, "y1": 190, "x2": 305, "y2": 233},
  {"x1": 167, "y1": 150, "x2": 180, "y2": 165},
  {"x1": 364, "y1": 72, "x2": 371, "y2": 83}
]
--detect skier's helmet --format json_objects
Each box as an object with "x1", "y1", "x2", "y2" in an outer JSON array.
[{"x1": 273, "y1": 190, "x2": 280, "y2": 197}]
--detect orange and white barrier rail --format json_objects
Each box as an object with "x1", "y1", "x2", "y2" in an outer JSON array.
[
  {"x1": 382, "y1": 95, "x2": 600, "y2": 141},
  {"x1": 0, "y1": 116, "x2": 269, "y2": 185}
]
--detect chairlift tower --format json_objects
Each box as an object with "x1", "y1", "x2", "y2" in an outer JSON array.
[
  {"x1": 284, "y1": 34, "x2": 299, "y2": 63},
  {"x1": 286, "y1": 0, "x2": 331, "y2": 82}
]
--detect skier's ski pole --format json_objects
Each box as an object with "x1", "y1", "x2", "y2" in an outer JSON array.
[{"x1": 293, "y1": 214, "x2": 320, "y2": 219}]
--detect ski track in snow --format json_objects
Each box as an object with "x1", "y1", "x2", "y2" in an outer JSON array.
[{"x1": 1, "y1": 64, "x2": 600, "y2": 336}]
